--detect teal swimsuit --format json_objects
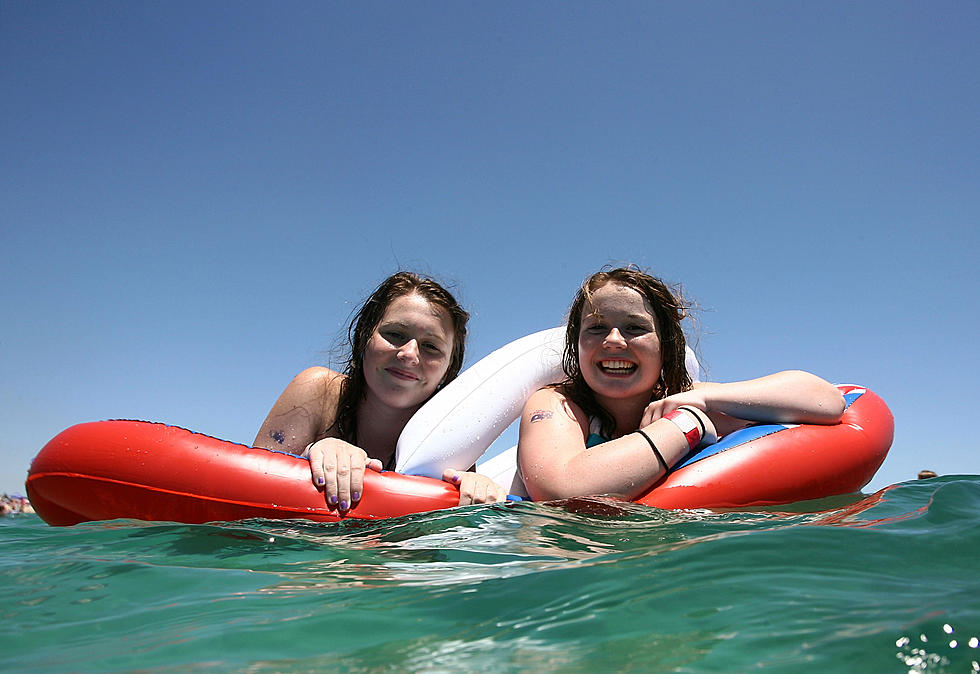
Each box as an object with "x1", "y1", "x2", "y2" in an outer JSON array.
[
  {"x1": 586, "y1": 432, "x2": 608, "y2": 448},
  {"x1": 586, "y1": 417, "x2": 609, "y2": 448}
]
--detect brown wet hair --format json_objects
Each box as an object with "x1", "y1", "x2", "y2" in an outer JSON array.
[
  {"x1": 560, "y1": 266, "x2": 692, "y2": 438},
  {"x1": 331, "y1": 271, "x2": 469, "y2": 445}
]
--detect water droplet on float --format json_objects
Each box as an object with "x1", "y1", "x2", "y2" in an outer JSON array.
[
  {"x1": 951, "y1": 640, "x2": 958, "y2": 648},
  {"x1": 896, "y1": 637, "x2": 910, "y2": 648},
  {"x1": 944, "y1": 624, "x2": 954, "y2": 634},
  {"x1": 969, "y1": 637, "x2": 978, "y2": 648}
]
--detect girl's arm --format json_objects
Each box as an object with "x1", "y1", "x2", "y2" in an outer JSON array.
[
  {"x1": 517, "y1": 388, "x2": 712, "y2": 502},
  {"x1": 255, "y1": 367, "x2": 507, "y2": 509},
  {"x1": 641, "y1": 370, "x2": 845, "y2": 436},
  {"x1": 255, "y1": 367, "x2": 384, "y2": 513},
  {"x1": 252, "y1": 366, "x2": 343, "y2": 454}
]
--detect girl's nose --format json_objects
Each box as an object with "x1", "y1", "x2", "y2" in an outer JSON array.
[
  {"x1": 603, "y1": 328, "x2": 627, "y2": 348},
  {"x1": 397, "y1": 338, "x2": 420, "y2": 365}
]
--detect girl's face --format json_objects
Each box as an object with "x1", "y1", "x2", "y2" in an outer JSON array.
[
  {"x1": 578, "y1": 282, "x2": 663, "y2": 407},
  {"x1": 362, "y1": 292, "x2": 455, "y2": 412}
]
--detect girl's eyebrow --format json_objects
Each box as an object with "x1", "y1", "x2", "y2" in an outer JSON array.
[
  {"x1": 584, "y1": 312, "x2": 653, "y2": 323},
  {"x1": 380, "y1": 320, "x2": 448, "y2": 342}
]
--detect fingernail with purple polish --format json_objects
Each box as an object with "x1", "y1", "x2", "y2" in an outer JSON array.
[
  {"x1": 340, "y1": 501, "x2": 348, "y2": 510},
  {"x1": 352, "y1": 491, "x2": 360, "y2": 502},
  {"x1": 329, "y1": 495, "x2": 338, "y2": 505}
]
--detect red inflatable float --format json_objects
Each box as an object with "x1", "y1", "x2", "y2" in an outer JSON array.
[
  {"x1": 26, "y1": 422, "x2": 460, "y2": 526},
  {"x1": 26, "y1": 385, "x2": 892, "y2": 526},
  {"x1": 633, "y1": 385, "x2": 893, "y2": 508}
]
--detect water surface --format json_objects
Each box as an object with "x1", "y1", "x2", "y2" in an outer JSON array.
[{"x1": 2, "y1": 476, "x2": 978, "y2": 672}]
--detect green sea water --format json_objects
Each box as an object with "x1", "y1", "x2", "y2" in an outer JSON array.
[{"x1": 2, "y1": 476, "x2": 979, "y2": 673}]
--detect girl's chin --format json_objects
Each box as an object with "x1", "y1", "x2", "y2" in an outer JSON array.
[
  {"x1": 377, "y1": 398, "x2": 427, "y2": 414},
  {"x1": 367, "y1": 384, "x2": 433, "y2": 412},
  {"x1": 382, "y1": 388, "x2": 430, "y2": 407},
  {"x1": 587, "y1": 376, "x2": 657, "y2": 400}
]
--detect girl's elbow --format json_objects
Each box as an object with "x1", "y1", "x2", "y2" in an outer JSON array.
[
  {"x1": 827, "y1": 390, "x2": 846, "y2": 421},
  {"x1": 520, "y1": 467, "x2": 560, "y2": 501},
  {"x1": 812, "y1": 386, "x2": 846, "y2": 423},
  {"x1": 519, "y1": 462, "x2": 568, "y2": 502},
  {"x1": 790, "y1": 371, "x2": 846, "y2": 422}
]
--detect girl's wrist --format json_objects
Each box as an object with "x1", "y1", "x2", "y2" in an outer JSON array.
[
  {"x1": 676, "y1": 406, "x2": 717, "y2": 447},
  {"x1": 664, "y1": 408, "x2": 703, "y2": 450}
]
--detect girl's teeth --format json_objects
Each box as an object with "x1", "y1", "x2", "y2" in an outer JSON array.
[{"x1": 601, "y1": 361, "x2": 634, "y2": 371}]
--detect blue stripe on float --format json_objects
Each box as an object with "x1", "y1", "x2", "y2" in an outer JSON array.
[
  {"x1": 670, "y1": 389, "x2": 865, "y2": 472},
  {"x1": 672, "y1": 424, "x2": 788, "y2": 470}
]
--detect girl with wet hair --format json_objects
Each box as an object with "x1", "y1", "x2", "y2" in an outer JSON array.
[
  {"x1": 255, "y1": 272, "x2": 506, "y2": 512},
  {"x1": 518, "y1": 267, "x2": 845, "y2": 502}
]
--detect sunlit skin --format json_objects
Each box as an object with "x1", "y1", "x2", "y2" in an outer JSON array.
[
  {"x1": 361, "y1": 293, "x2": 455, "y2": 415},
  {"x1": 578, "y1": 283, "x2": 665, "y2": 433}
]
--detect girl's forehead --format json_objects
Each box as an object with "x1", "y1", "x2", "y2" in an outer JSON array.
[
  {"x1": 381, "y1": 293, "x2": 453, "y2": 332},
  {"x1": 584, "y1": 283, "x2": 655, "y2": 317}
]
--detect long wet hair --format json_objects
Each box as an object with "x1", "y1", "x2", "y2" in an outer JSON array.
[
  {"x1": 330, "y1": 272, "x2": 469, "y2": 446},
  {"x1": 561, "y1": 267, "x2": 692, "y2": 438}
]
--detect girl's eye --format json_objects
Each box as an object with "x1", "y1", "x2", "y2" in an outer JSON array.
[
  {"x1": 423, "y1": 342, "x2": 442, "y2": 354},
  {"x1": 383, "y1": 330, "x2": 406, "y2": 344},
  {"x1": 585, "y1": 324, "x2": 606, "y2": 333},
  {"x1": 627, "y1": 324, "x2": 650, "y2": 334}
]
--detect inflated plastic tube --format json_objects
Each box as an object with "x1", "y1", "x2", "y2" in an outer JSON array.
[
  {"x1": 395, "y1": 327, "x2": 703, "y2": 479},
  {"x1": 24, "y1": 385, "x2": 892, "y2": 526},
  {"x1": 26, "y1": 420, "x2": 461, "y2": 526}
]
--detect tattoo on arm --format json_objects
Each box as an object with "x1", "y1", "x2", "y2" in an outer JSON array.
[
  {"x1": 529, "y1": 410, "x2": 554, "y2": 423},
  {"x1": 270, "y1": 429, "x2": 285, "y2": 444}
]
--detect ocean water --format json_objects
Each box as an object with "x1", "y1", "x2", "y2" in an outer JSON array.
[{"x1": 2, "y1": 476, "x2": 978, "y2": 673}]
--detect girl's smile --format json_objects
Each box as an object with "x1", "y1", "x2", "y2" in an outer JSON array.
[
  {"x1": 363, "y1": 292, "x2": 454, "y2": 411},
  {"x1": 578, "y1": 283, "x2": 663, "y2": 406}
]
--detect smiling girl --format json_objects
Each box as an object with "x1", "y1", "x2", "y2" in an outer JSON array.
[
  {"x1": 517, "y1": 267, "x2": 845, "y2": 502},
  {"x1": 254, "y1": 272, "x2": 506, "y2": 512}
]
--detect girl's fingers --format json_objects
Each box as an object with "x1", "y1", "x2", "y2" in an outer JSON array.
[
  {"x1": 445, "y1": 471, "x2": 507, "y2": 506},
  {"x1": 322, "y1": 451, "x2": 340, "y2": 508},
  {"x1": 334, "y1": 451, "x2": 355, "y2": 512},
  {"x1": 348, "y1": 455, "x2": 367, "y2": 504},
  {"x1": 308, "y1": 445, "x2": 327, "y2": 488},
  {"x1": 308, "y1": 442, "x2": 381, "y2": 511}
]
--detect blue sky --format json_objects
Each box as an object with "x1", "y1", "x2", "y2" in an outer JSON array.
[{"x1": 2, "y1": 2, "x2": 977, "y2": 497}]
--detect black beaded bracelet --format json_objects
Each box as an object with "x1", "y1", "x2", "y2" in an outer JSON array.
[{"x1": 636, "y1": 429, "x2": 668, "y2": 472}]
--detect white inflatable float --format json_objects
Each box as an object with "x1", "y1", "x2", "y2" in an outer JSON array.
[{"x1": 395, "y1": 327, "x2": 702, "y2": 497}]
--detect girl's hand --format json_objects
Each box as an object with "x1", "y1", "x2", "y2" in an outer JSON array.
[
  {"x1": 306, "y1": 438, "x2": 383, "y2": 513},
  {"x1": 640, "y1": 390, "x2": 709, "y2": 427},
  {"x1": 641, "y1": 392, "x2": 718, "y2": 447},
  {"x1": 442, "y1": 469, "x2": 508, "y2": 505}
]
